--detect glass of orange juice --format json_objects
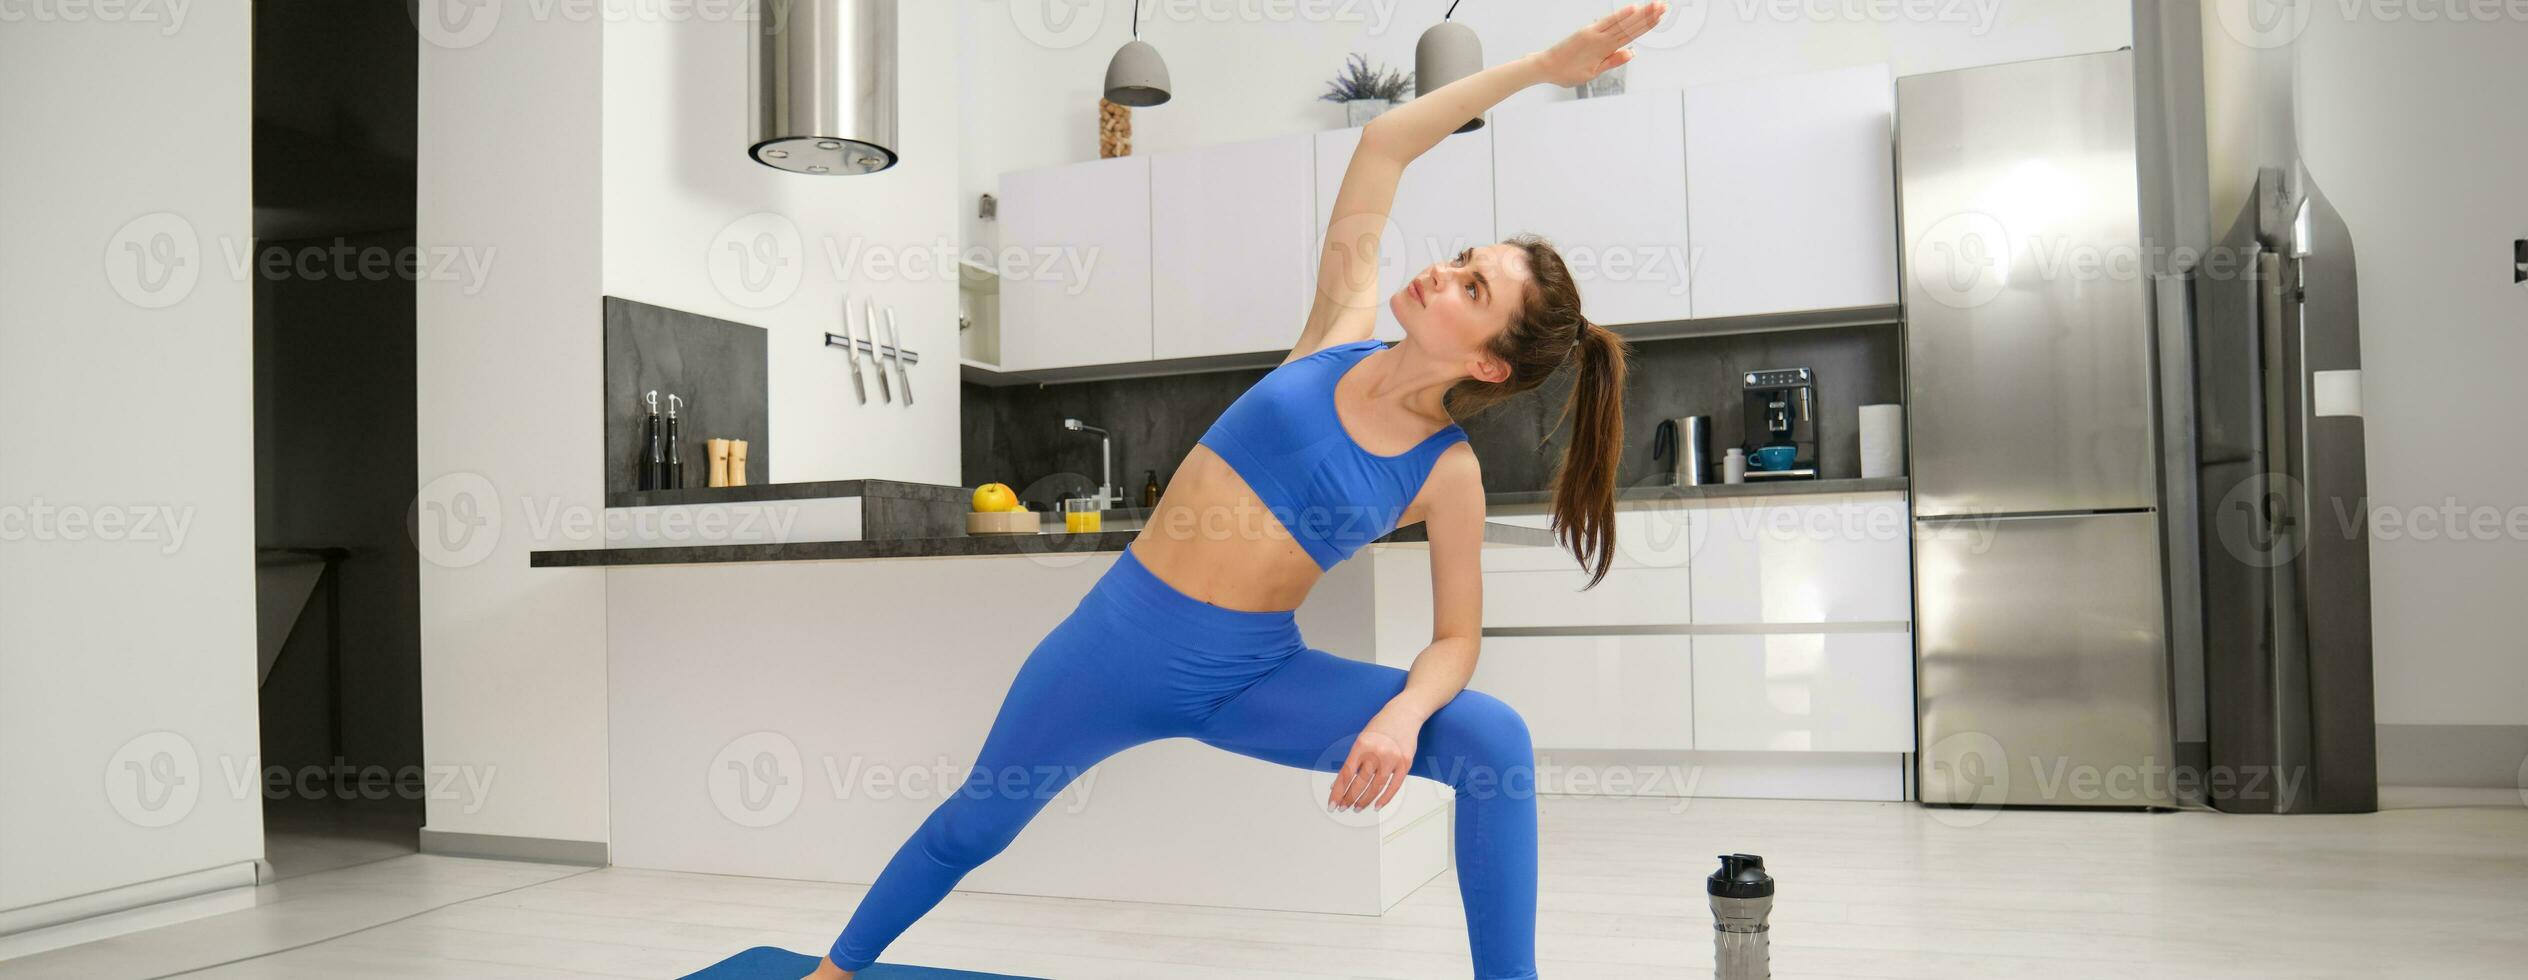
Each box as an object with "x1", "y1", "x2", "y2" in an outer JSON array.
[{"x1": 1062, "y1": 497, "x2": 1103, "y2": 534}]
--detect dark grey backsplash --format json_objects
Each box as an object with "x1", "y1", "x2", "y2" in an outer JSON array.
[
  {"x1": 961, "y1": 366, "x2": 1272, "y2": 510},
  {"x1": 1610, "y1": 323, "x2": 1906, "y2": 483},
  {"x1": 604, "y1": 296, "x2": 770, "y2": 495},
  {"x1": 962, "y1": 324, "x2": 1901, "y2": 507}
]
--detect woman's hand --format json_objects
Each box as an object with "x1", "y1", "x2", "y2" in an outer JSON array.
[
  {"x1": 1529, "y1": 2, "x2": 1670, "y2": 88},
  {"x1": 1329, "y1": 710, "x2": 1424, "y2": 812}
]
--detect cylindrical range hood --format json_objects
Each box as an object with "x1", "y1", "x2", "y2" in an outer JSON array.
[{"x1": 751, "y1": 0, "x2": 898, "y2": 175}]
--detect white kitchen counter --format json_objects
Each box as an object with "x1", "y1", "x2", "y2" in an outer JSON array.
[{"x1": 599, "y1": 543, "x2": 1461, "y2": 916}]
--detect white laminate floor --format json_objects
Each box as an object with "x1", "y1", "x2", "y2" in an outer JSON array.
[{"x1": 3, "y1": 793, "x2": 2524, "y2": 980}]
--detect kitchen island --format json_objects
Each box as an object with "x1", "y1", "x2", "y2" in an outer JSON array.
[
  {"x1": 535, "y1": 517, "x2": 1555, "y2": 918},
  {"x1": 536, "y1": 475, "x2": 1918, "y2": 919}
]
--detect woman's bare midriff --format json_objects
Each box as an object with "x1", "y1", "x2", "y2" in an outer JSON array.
[{"x1": 1128, "y1": 443, "x2": 1407, "y2": 613}]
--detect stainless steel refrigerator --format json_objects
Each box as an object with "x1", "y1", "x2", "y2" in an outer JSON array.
[
  {"x1": 1901, "y1": 47, "x2": 2181, "y2": 809},
  {"x1": 1897, "y1": 11, "x2": 2374, "y2": 812}
]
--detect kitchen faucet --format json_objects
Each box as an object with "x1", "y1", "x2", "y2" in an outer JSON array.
[{"x1": 1061, "y1": 418, "x2": 1115, "y2": 508}]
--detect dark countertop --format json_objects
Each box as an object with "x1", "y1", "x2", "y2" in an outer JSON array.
[
  {"x1": 532, "y1": 518, "x2": 1559, "y2": 568},
  {"x1": 1078, "y1": 477, "x2": 1910, "y2": 523},
  {"x1": 608, "y1": 476, "x2": 1907, "y2": 511},
  {"x1": 1487, "y1": 476, "x2": 1909, "y2": 509},
  {"x1": 606, "y1": 478, "x2": 967, "y2": 509},
  {"x1": 553, "y1": 476, "x2": 1907, "y2": 567}
]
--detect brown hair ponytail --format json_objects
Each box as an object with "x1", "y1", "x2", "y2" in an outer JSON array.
[
  {"x1": 1442, "y1": 234, "x2": 1633, "y2": 589},
  {"x1": 1549, "y1": 321, "x2": 1629, "y2": 588}
]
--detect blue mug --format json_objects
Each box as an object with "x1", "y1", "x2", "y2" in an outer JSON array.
[{"x1": 1749, "y1": 445, "x2": 1798, "y2": 471}]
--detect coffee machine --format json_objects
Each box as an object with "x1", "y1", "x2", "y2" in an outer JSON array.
[{"x1": 1740, "y1": 367, "x2": 1818, "y2": 480}]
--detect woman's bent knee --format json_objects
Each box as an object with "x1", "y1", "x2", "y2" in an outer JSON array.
[
  {"x1": 1429, "y1": 689, "x2": 1536, "y2": 788},
  {"x1": 918, "y1": 787, "x2": 1036, "y2": 870}
]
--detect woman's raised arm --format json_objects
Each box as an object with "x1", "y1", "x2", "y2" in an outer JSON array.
[{"x1": 1287, "y1": 3, "x2": 1668, "y2": 364}]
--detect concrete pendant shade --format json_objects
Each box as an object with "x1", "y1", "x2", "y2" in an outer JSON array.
[
  {"x1": 1416, "y1": 20, "x2": 1484, "y2": 133},
  {"x1": 1104, "y1": 39, "x2": 1172, "y2": 107}
]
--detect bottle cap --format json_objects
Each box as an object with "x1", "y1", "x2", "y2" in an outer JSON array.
[{"x1": 1707, "y1": 853, "x2": 1773, "y2": 899}]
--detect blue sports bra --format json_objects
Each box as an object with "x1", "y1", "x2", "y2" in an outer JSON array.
[{"x1": 1196, "y1": 338, "x2": 1470, "y2": 570}]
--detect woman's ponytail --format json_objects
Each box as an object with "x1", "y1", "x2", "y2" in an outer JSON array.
[
  {"x1": 1548, "y1": 321, "x2": 1629, "y2": 588},
  {"x1": 1447, "y1": 236, "x2": 1633, "y2": 588}
]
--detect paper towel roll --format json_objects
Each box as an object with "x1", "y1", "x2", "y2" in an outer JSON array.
[{"x1": 1859, "y1": 404, "x2": 1905, "y2": 479}]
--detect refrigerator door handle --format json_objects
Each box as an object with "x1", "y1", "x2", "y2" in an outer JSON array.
[
  {"x1": 2257, "y1": 247, "x2": 2314, "y2": 799},
  {"x1": 2151, "y1": 268, "x2": 2209, "y2": 781}
]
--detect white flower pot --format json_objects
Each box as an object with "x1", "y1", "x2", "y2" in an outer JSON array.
[{"x1": 1343, "y1": 99, "x2": 1394, "y2": 127}]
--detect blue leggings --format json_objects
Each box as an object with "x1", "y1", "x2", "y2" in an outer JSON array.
[{"x1": 828, "y1": 546, "x2": 1539, "y2": 978}]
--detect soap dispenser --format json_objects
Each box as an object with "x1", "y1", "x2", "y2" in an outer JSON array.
[
  {"x1": 663, "y1": 394, "x2": 686, "y2": 490},
  {"x1": 1141, "y1": 469, "x2": 1162, "y2": 508}
]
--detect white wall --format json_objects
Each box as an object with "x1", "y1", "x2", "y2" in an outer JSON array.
[
  {"x1": 604, "y1": 2, "x2": 964, "y2": 486},
  {"x1": 0, "y1": 5, "x2": 264, "y2": 913},
  {"x1": 2280, "y1": 11, "x2": 2528, "y2": 727},
  {"x1": 416, "y1": 11, "x2": 610, "y2": 845},
  {"x1": 416, "y1": 1, "x2": 967, "y2": 848},
  {"x1": 959, "y1": 0, "x2": 2133, "y2": 249}
]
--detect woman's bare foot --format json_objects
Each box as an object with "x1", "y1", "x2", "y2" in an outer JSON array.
[{"x1": 801, "y1": 956, "x2": 852, "y2": 980}]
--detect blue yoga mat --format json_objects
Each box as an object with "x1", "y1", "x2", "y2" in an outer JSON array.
[{"x1": 680, "y1": 946, "x2": 1043, "y2": 980}]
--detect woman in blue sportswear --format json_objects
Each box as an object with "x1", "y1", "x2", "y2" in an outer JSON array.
[{"x1": 809, "y1": 7, "x2": 1663, "y2": 978}]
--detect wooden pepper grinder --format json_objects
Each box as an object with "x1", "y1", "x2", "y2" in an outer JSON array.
[{"x1": 708, "y1": 439, "x2": 732, "y2": 488}]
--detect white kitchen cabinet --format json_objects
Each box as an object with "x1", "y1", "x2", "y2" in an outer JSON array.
[
  {"x1": 1470, "y1": 634, "x2": 1694, "y2": 751},
  {"x1": 1482, "y1": 565, "x2": 1693, "y2": 629},
  {"x1": 1479, "y1": 506, "x2": 1695, "y2": 574},
  {"x1": 1491, "y1": 92, "x2": 1694, "y2": 326},
  {"x1": 1314, "y1": 126, "x2": 1495, "y2": 342},
  {"x1": 1151, "y1": 134, "x2": 1317, "y2": 360},
  {"x1": 1684, "y1": 63, "x2": 1898, "y2": 319},
  {"x1": 997, "y1": 155, "x2": 1152, "y2": 371},
  {"x1": 1691, "y1": 632, "x2": 1913, "y2": 752},
  {"x1": 1688, "y1": 493, "x2": 1912, "y2": 626},
  {"x1": 1478, "y1": 507, "x2": 1695, "y2": 627}
]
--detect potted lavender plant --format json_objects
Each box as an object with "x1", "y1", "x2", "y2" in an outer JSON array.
[{"x1": 1321, "y1": 53, "x2": 1413, "y2": 128}]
